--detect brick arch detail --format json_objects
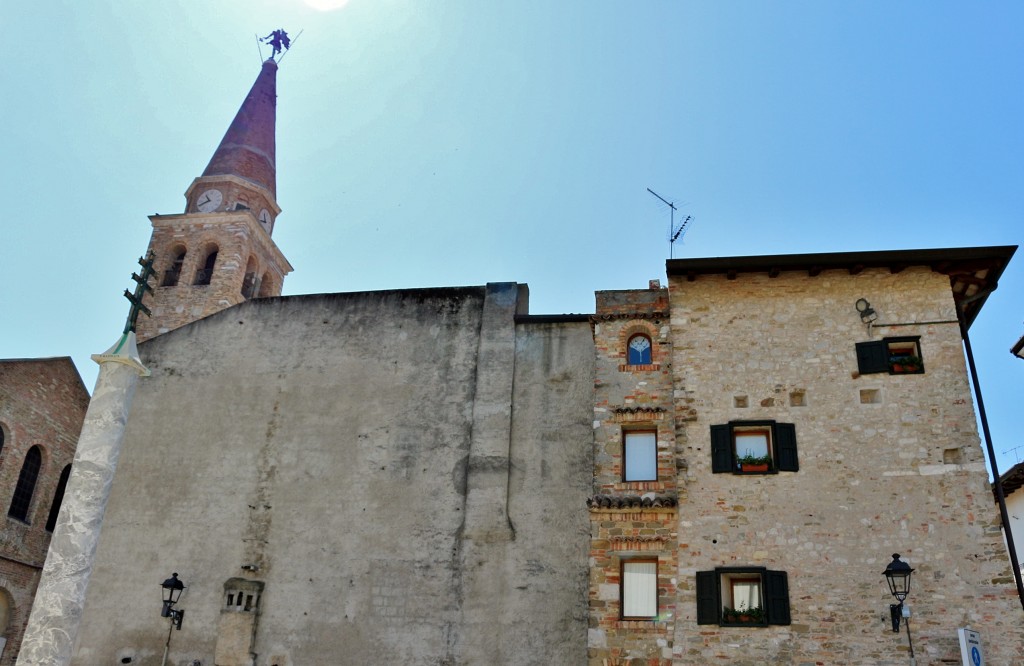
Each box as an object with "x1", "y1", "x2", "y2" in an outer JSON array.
[{"x1": 617, "y1": 321, "x2": 661, "y2": 364}]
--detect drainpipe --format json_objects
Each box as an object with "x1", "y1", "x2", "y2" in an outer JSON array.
[{"x1": 956, "y1": 290, "x2": 1024, "y2": 611}]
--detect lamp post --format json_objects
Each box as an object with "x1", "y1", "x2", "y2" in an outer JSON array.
[
  {"x1": 159, "y1": 573, "x2": 185, "y2": 666},
  {"x1": 882, "y1": 553, "x2": 916, "y2": 666}
]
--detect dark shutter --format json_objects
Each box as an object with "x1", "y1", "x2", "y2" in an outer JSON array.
[
  {"x1": 856, "y1": 341, "x2": 889, "y2": 374},
  {"x1": 695, "y1": 571, "x2": 721, "y2": 624},
  {"x1": 710, "y1": 425, "x2": 733, "y2": 473},
  {"x1": 764, "y1": 570, "x2": 791, "y2": 625},
  {"x1": 774, "y1": 423, "x2": 799, "y2": 472}
]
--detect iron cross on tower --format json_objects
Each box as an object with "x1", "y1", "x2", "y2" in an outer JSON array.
[{"x1": 123, "y1": 253, "x2": 156, "y2": 334}]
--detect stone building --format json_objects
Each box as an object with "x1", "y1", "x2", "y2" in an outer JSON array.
[
  {"x1": 14, "y1": 58, "x2": 1024, "y2": 664},
  {"x1": 0, "y1": 358, "x2": 88, "y2": 663},
  {"x1": 586, "y1": 249, "x2": 1022, "y2": 665}
]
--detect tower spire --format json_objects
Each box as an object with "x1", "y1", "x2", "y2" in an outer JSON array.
[
  {"x1": 135, "y1": 57, "x2": 293, "y2": 342},
  {"x1": 202, "y1": 58, "x2": 278, "y2": 198}
]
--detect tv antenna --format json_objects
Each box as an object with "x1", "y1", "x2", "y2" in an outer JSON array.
[
  {"x1": 1003, "y1": 445, "x2": 1024, "y2": 464},
  {"x1": 647, "y1": 188, "x2": 693, "y2": 259}
]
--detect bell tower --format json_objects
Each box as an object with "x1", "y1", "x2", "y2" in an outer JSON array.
[{"x1": 136, "y1": 57, "x2": 293, "y2": 342}]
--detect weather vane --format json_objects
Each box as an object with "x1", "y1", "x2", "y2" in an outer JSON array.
[
  {"x1": 259, "y1": 29, "x2": 301, "y2": 63},
  {"x1": 122, "y1": 253, "x2": 156, "y2": 335}
]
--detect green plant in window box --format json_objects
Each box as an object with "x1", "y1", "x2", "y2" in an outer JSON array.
[
  {"x1": 721, "y1": 607, "x2": 739, "y2": 624},
  {"x1": 889, "y1": 355, "x2": 921, "y2": 373},
  {"x1": 738, "y1": 606, "x2": 765, "y2": 623},
  {"x1": 736, "y1": 453, "x2": 773, "y2": 473}
]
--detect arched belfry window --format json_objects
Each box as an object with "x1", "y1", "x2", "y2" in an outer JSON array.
[
  {"x1": 162, "y1": 247, "x2": 187, "y2": 287},
  {"x1": 627, "y1": 334, "x2": 653, "y2": 365},
  {"x1": 194, "y1": 247, "x2": 219, "y2": 286},
  {"x1": 257, "y1": 271, "x2": 275, "y2": 298},
  {"x1": 241, "y1": 257, "x2": 259, "y2": 299},
  {"x1": 45, "y1": 464, "x2": 72, "y2": 532},
  {"x1": 9, "y1": 446, "x2": 42, "y2": 522}
]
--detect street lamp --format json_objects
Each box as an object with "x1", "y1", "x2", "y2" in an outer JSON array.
[
  {"x1": 159, "y1": 573, "x2": 186, "y2": 666},
  {"x1": 882, "y1": 553, "x2": 916, "y2": 666}
]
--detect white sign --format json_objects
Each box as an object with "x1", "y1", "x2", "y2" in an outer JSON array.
[{"x1": 957, "y1": 627, "x2": 984, "y2": 666}]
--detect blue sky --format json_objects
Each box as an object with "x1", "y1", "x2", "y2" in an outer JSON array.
[{"x1": 3, "y1": 1, "x2": 1022, "y2": 473}]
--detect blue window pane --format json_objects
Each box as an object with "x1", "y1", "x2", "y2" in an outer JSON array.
[{"x1": 628, "y1": 336, "x2": 652, "y2": 365}]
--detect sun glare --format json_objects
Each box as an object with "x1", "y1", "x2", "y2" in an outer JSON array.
[{"x1": 303, "y1": 0, "x2": 349, "y2": 10}]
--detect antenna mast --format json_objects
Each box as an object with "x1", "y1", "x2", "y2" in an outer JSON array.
[{"x1": 647, "y1": 188, "x2": 693, "y2": 259}]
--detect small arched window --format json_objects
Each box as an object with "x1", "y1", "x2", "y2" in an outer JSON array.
[
  {"x1": 241, "y1": 257, "x2": 259, "y2": 299},
  {"x1": 45, "y1": 464, "x2": 72, "y2": 532},
  {"x1": 8, "y1": 446, "x2": 42, "y2": 522},
  {"x1": 0, "y1": 423, "x2": 6, "y2": 459},
  {"x1": 161, "y1": 248, "x2": 187, "y2": 287},
  {"x1": 627, "y1": 335, "x2": 653, "y2": 365},
  {"x1": 194, "y1": 247, "x2": 219, "y2": 286},
  {"x1": 257, "y1": 271, "x2": 275, "y2": 298}
]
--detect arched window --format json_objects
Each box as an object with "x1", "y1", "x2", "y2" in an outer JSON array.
[
  {"x1": 257, "y1": 271, "x2": 275, "y2": 298},
  {"x1": 241, "y1": 257, "x2": 259, "y2": 299},
  {"x1": 627, "y1": 334, "x2": 653, "y2": 365},
  {"x1": 0, "y1": 423, "x2": 6, "y2": 459},
  {"x1": 161, "y1": 247, "x2": 187, "y2": 287},
  {"x1": 45, "y1": 464, "x2": 72, "y2": 532},
  {"x1": 8, "y1": 446, "x2": 42, "y2": 522},
  {"x1": 194, "y1": 247, "x2": 219, "y2": 286}
]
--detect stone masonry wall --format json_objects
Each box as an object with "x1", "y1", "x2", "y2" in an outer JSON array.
[
  {"x1": 668, "y1": 267, "x2": 1024, "y2": 664},
  {"x1": 0, "y1": 358, "x2": 88, "y2": 665}
]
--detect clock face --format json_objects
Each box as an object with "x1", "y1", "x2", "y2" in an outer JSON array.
[
  {"x1": 196, "y1": 189, "x2": 223, "y2": 213},
  {"x1": 258, "y1": 209, "x2": 272, "y2": 232}
]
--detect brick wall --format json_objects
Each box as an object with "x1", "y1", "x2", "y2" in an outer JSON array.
[{"x1": 0, "y1": 358, "x2": 88, "y2": 664}]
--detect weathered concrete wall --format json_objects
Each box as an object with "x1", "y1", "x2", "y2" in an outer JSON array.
[
  {"x1": 668, "y1": 267, "x2": 1024, "y2": 664},
  {"x1": 72, "y1": 286, "x2": 593, "y2": 665},
  {"x1": 0, "y1": 358, "x2": 88, "y2": 665}
]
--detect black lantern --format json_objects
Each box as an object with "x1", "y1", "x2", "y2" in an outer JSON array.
[
  {"x1": 855, "y1": 298, "x2": 878, "y2": 324},
  {"x1": 159, "y1": 573, "x2": 185, "y2": 629},
  {"x1": 881, "y1": 553, "x2": 916, "y2": 664},
  {"x1": 883, "y1": 553, "x2": 914, "y2": 603}
]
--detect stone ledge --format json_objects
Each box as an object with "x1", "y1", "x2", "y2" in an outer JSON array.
[{"x1": 587, "y1": 494, "x2": 678, "y2": 509}]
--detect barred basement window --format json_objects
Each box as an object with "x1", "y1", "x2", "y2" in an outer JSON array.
[
  {"x1": 710, "y1": 421, "x2": 798, "y2": 474},
  {"x1": 223, "y1": 578, "x2": 264, "y2": 613},
  {"x1": 621, "y1": 558, "x2": 658, "y2": 619},
  {"x1": 696, "y1": 567, "x2": 790, "y2": 626},
  {"x1": 856, "y1": 337, "x2": 923, "y2": 375}
]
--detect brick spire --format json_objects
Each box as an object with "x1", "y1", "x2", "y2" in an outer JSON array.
[{"x1": 201, "y1": 58, "x2": 278, "y2": 197}]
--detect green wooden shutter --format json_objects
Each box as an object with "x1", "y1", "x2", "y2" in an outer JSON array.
[
  {"x1": 695, "y1": 571, "x2": 720, "y2": 624},
  {"x1": 856, "y1": 340, "x2": 889, "y2": 374},
  {"x1": 774, "y1": 423, "x2": 799, "y2": 472},
  {"x1": 710, "y1": 425, "x2": 733, "y2": 473},
  {"x1": 764, "y1": 570, "x2": 791, "y2": 625}
]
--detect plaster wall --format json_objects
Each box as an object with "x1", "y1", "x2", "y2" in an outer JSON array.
[
  {"x1": 72, "y1": 287, "x2": 593, "y2": 666},
  {"x1": 668, "y1": 267, "x2": 1023, "y2": 664}
]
